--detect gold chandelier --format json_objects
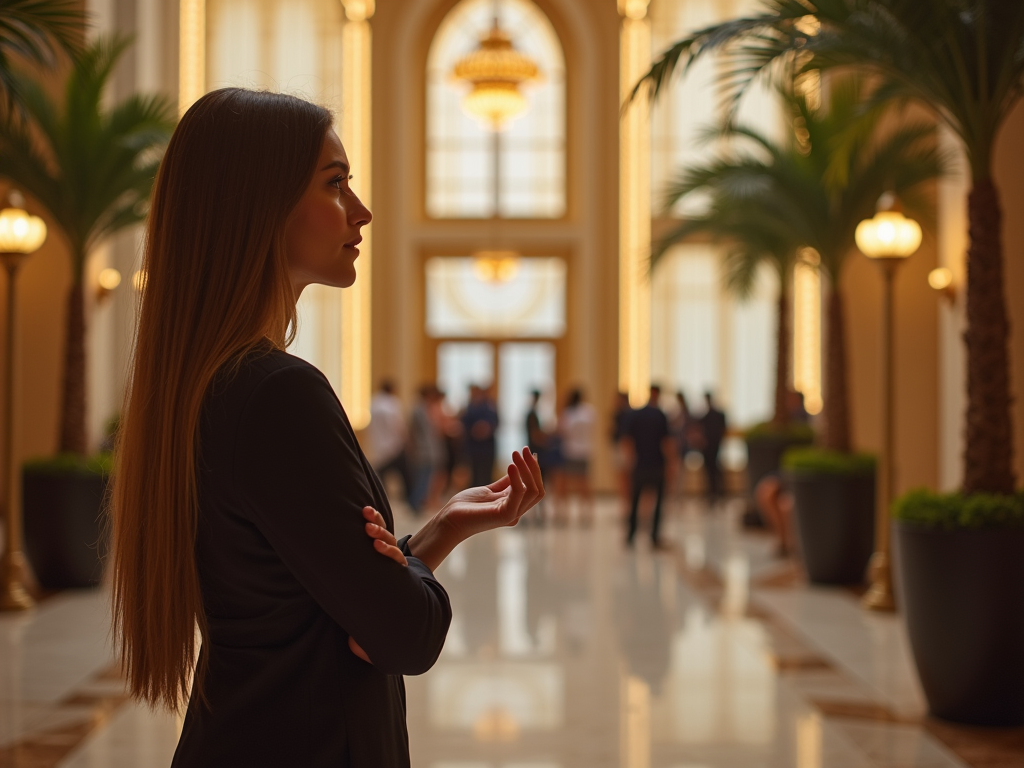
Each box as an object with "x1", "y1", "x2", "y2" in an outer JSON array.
[{"x1": 452, "y1": 18, "x2": 539, "y2": 129}]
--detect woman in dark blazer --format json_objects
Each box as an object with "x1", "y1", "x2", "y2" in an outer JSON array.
[{"x1": 110, "y1": 88, "x2": 544, "y2": 768}]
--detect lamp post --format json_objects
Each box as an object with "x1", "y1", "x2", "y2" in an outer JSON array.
[
  {"x1": 855, "y1": 192, "x2": 922, "y2": 612},
  {"x1": 0, "y1": 191, "x2": 47, "y2": 611}
]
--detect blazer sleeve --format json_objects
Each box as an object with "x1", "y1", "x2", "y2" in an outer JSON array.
[{"x1": 231, "y1": 364, "x2": 451, "y2": 676}]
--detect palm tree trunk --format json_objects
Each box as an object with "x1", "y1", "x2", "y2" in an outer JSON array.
[
  {"x1": 772, "y1": 279, "x2": 790, "y2": 426},
  {"x1": 962, "y1": 178, "x2": 1016, "y2": 495},
  {"x1": 821, "y1": 285, "x2": 851, "y2": 453},
  {"x1": 58, "y1": 278, "x2": 87, "y2": 455}
]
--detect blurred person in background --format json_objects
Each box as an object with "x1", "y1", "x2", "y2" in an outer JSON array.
[
  {"x1": 557, "y1": 387, "x2": 596, "y2": 525},
  {"x1": 698, "y1": 390, "x2": 727, "y2": 509},
  {"x1": 524, "y1": 390, "x2": 552, "y2": 523},
  {"x1": 367, "y1": 380, "x2": 410, "y2": 500},
  {"x1": 408, "y1": 384, "x2": 446, "y2": 513},
  {"x1": 462, "y1": 384, "x2": 499, "y2": 487},
  {"x1": 622, "y1": 384, "x2": 675, "y2": 548},
  {"x1": 611, "y1": 391, "x2": 633, "y2": 517},
  {"x1": 669, "y1": 390, "x2": 693, "y2": 496}
]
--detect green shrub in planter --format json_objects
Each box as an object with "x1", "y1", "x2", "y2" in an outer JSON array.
[
  {"x1": 744, "y1": 421, "x2": 815, "y2": 442},
  {"x1": 781, "y1": 448, "x2": 876, "y2": 475},
  {"x1": 22, "y1": 453, "x2": 112, "y2": 589},
  {"x1": 781, "y1": 447, "x2": 876, "y2": 584},
  {"x1": 893, "y1": 489, "x2": 1024, "y2": 530},
  {"x1": 23, "y1": 453, "x2": 113, "y2": 476},
  {"x1": 893, "y1": 488, "x2": 1024, "y2": 726}
]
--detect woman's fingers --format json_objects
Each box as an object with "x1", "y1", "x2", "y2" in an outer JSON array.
[
  {"x1": 505, "y1": 459, "x2": 525, "y2": 518},
  {"x1": 524, "y1": 448, "x2": 545, "y2": 498},
  {"x1": 348, "y1": 636, "x2": 371, "y2": 664},
  {"x1": 362, "y1": 506, "x2": 408, "y2": 566},
  {"x1": 362, "y1": 505, "x2": 387, "y2": 528},
  {"x1": 372, "y1": 537, "x2": 408, "y2": 566},
  {"x1": 487, "y1": 474, "x2": 512, "y2": 493}
]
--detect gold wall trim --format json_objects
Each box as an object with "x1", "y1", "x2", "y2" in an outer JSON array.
[
  {"x1": 341, "y1": 0, "x2": 374, "y2": 429},
  {"x1": 618, "y1": 0, "x2": 651, "y2": 406}
]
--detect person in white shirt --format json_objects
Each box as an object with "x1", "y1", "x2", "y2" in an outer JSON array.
[
  {"x1": 366, "y1": 380, "x2": 410, "y2": 500},
  {"x1": 557, "y1": 387, "x2": 596, "y2": 524}
]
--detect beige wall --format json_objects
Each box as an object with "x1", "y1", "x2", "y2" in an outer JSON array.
[{"x1": 994, "y1": 100, "x2": 1024, "y2": 487}]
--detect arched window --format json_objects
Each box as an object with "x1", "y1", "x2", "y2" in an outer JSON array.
[{"x1": 426, "y1": 0, "x2": 566, "y2": 219}]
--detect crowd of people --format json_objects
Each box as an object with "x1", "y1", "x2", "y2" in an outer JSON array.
[{"x1": 364, "y1": 379, "x2": 734, "y2": 546}]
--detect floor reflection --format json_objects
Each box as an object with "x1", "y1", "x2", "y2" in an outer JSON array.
[{"x1": 403, "y1": 501, "x2": 786, "y2": 768}]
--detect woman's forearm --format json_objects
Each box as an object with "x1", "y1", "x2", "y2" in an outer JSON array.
[{"x1": 405, "y1": 510, "x2": 463, "y2": 572}]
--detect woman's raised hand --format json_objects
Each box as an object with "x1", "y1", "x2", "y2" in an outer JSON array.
[
  {"x1": 350, "y1": 506, "x2": 407, "y2": 664},
  {"x1": 440, "y1": 447, "x2": 545, "y2": 540}
]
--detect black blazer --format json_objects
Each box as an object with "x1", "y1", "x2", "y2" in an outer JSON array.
[{"x1": 171, "y1": 348, "x2": 451, "y2": 768}]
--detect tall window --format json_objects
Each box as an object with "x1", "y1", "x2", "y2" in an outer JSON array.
[
  {"x1": 651, "y1": 246, "x2": 775, "y2": 427},
  {"x1": 426, "y1": 0, "x2": 566, "y2": 219}
]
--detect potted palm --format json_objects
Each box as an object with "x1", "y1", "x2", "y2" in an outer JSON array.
[
  {"x1": 655, "y1": 79, "x2": 942, "y2": 583},
  {"x1": 0, "y1": 36, "x2": 175, "y2": 588},
  {"x1": 631, "y1": 0, "x2": 1024, "y2": 722}
]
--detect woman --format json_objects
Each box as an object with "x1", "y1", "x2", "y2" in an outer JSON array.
[
  {"x1": 110, "y1": 89, "x2": 543, "y2": 767},
  {"x1": 556, "y1": 388, "x2": 596, "y2": 524}
]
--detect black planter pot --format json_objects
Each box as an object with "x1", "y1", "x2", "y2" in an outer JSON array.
[
  {"x1": 785, "y1": 470, "x2": 875, "y2": 584},
  {"x1": 895, "y1": 523, "x2": 1024, "y2": 726},
  {"x1": 22, "y1": 470, "x2": 109, "y2": 589}
]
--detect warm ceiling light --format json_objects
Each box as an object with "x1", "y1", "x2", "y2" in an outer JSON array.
[
  {"x1": 472, "y1": 249, "x2": 520, "y2": 283},
  {"x1": 452, "y1": 19, "x2": 539, "y2": 129},
  {"x1": 0, "y1": 192, "x2": 47, "y2": 255},
  {"x1": 855, "y1": 193, "x2": 922, "y2": 259}
]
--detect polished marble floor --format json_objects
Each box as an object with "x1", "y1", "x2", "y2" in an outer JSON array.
[{"x1": 1, "y1": 497, "x2": 1015, "y2": 767}]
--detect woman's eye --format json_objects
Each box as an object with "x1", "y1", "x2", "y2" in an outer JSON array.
[{"x1": 331, "y1": 174, "x2": 354, "y2": 190}]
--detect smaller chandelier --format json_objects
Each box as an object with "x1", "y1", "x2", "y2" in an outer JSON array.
[
  {"x1": 452, "y1": 19, "x2": 539, "y2": 129},
  {"x1": 472, "y1": 249, "x2": 520, "y2": 283}
]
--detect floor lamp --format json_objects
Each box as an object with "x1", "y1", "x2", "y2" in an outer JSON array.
[
  {"x1": 0, "y1": 191, "x2": 47, "y2": 611},
  {"x1": 855, "y1": 192, "x2": 922, "y2": 612}
]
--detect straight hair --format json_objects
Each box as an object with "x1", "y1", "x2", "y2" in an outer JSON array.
[{"x1": 110, "y1": 88, "x2": 333, "y2": 710}]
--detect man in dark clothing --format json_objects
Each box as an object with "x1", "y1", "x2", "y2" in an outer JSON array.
[
  {"x1": 622, "y1": 385, "x2": 675, "y2": 547},
  {"x1": 699, "y1": 391, "x2": 727, "y2": 507},
  {"x1": 462, "y1": 384, "x2": 499, "y2": 488}
]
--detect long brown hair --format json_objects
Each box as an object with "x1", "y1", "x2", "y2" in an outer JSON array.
[{"x1": 111, "y1": 89, "x2": 333, "y2": 710}]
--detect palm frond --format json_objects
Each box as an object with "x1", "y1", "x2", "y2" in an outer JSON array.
[{"x1": 0, "y1": 0, "x2": 86, "y2": 116}]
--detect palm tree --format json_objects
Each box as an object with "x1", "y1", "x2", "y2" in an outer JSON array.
[
  {"x1": 630, "y1": 0, "x2": 1024, "y2": 494},
  {"x1": 0, "y1": 0, "x2": 85, "y2": 114},
  {"x1": 652, "y1": 80, "x2": 944, "y2": 452},
  {"x1": 0, "y1": 36, "x2": 176, "y2": 454},
  {"x1": 653, "y1": 181, "x2": 803, "y2": 429}
]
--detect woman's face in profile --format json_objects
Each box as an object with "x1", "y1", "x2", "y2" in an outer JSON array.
[{"x1": 285, "y1": 129, "x2": 372, "y2": 294}]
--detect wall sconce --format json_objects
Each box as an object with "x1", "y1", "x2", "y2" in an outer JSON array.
[
  {"x1": 95, "y1": 267, "x2": 122, "y2": 303},
  {"x1": 928, "y1": 267, "x2": 956, "y2": 303}
]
